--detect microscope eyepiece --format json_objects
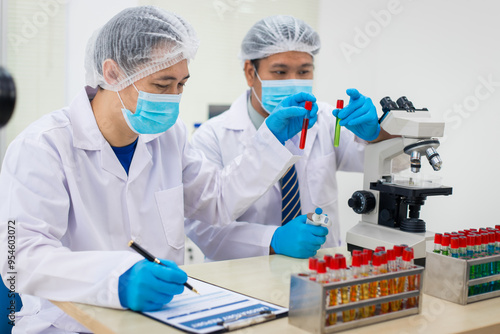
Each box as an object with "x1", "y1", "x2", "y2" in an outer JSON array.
[
  {"x1": 396, "y1": 96, "x2": 415, "y2": 111},
  {"x1": 380, "y1": 96, "x2": 399, "y2": 112}
]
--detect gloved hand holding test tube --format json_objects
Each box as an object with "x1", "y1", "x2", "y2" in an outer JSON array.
[{"x1": 332, "y1": 89, "x2": 381, "y2": 142}]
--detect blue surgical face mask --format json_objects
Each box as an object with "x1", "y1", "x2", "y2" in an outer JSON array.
[
  {"x1": 252, "y1": 67, "x2": 313, "y2": 114},
  {"x1": 117, "y1": 83, "x2": 181, "y2": 134}
]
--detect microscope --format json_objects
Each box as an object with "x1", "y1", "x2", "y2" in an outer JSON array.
[{"x1": 345, "y1": 96, "x2": 452, "y2": 265}]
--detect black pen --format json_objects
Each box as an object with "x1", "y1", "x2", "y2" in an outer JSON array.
[{"x1": 128, "y1": 240, "x2": 200, "y2": 295}]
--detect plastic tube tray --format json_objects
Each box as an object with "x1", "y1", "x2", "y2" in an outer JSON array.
[
  {"x1": 424, "y1": 251, "x2": 500, "y2": 305},
  {"x1": 289, "y1": 266, "x2": 424, "y2": 333}
]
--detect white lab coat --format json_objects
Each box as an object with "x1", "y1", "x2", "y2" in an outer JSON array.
[
  {"x1": 185, "y1": 91, "x2": 365, "y2": 261},
  {"x1": 0, "y1": 87, "x2": 301, "y2": 333}
]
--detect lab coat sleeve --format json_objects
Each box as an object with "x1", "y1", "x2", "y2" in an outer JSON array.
[
  {"x1": 0, "y1": 138, "x2": 143, "y2": 309},
  {"x1": 185, "y1": 219, "x2": 278, "y2": 261},
  {"x1": 183, "y1": 121, "x2": 301, "y2": 226},
  {"x1": 184, "y1": 122, "x2": 279, "y2": 260}
]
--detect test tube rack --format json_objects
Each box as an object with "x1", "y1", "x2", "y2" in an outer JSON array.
[
  {"x1": 424, "y1": 251, "x2": 500, "y2": 305},
  {"x1": 289, "y1": 266, "x2": 424, "y2": 333}
]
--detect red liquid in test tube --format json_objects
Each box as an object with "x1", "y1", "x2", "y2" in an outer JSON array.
[{"x1": 299, "y1": 101, "x2": 313, "y2": 149}]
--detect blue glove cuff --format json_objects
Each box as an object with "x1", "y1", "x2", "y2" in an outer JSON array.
[
  {"x1": 360, "y1": 124, "x2": 381, "y2": 142},
  {"x1": 270, "y1": 230, "x2": 281, "y2": 254}
]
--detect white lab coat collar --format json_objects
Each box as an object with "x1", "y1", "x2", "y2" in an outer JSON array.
[
  {"x1": 221, "y1": 90, "x2": 253, "y2": 131},
  {"x1": 70, "y1": 87, "x2": 160, "y2": 181},
  {"x1": 70, "y1": 87, "x2": 107, "y2": 151}
]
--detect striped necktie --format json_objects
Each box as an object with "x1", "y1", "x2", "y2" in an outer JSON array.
[{"x1": 281, "y1": 165, "x2": 301, "y2": 225}]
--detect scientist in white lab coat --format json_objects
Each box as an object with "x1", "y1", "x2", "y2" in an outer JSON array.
[
  {"x1": 185, "y1": 15, "x2": 393, "y2": 261},
  {"x1": 0, "y1": 7, "x2": 320, "y2": 334}
]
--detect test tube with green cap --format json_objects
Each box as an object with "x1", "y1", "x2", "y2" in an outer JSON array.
[{"x1": 334, "y1": 100, "x2": 343, "y2": 147}]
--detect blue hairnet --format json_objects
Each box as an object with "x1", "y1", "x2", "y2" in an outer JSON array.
[
  {"x1": 85, "y1": 6, "x2": 199, "y2": 91},
  {"x1": 239, "y1": 15, "x2": 320, "y2": 61}
]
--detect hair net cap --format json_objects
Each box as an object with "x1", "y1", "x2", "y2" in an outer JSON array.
[
  {"x1": 85, "y1": 6, "x2": 200, "y2": 91},
  {"x1": 239, "y1": 15, "x2": 320, "y2": 61}
]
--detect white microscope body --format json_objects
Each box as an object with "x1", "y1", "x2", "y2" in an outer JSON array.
[{"x1": 346, "y1": 97, "x2": 452, "y2": 264}]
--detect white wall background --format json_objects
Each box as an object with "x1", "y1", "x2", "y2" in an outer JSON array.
[
  {"x1": 65, "y1": 0, "x2": 138, "y2": 102},
  {"x1": 315, "y1": 0, "x2": 500, "y2": 236},
  {"x1": 2, "y1": 0, "x2": 499, "y2": 254}
]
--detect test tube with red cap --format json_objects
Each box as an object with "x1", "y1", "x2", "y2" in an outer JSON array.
[
  {"x1": 450, "y1": 237, "x2": 459, "y2": 258},
  {"x1": 368, "y1": 254, "x2": 379, "y2": 316},
  {"x1": 396, "y1": 248, "x2": 409, "y2": 307},
  {"x1": 317, "y1": 260, "x2": 328, "y2": 283},
  {"x1": 496, "y1": 232, "x2": 500, "y2": 290},
  {"x1": 441, "y1": 235, "x2": 451, "y2": 256},
  {"x1": 488, "y1": 232, "x2": 496, "y2": 256},
  {"x1": 387, "y1": 249, "x2": 399, "y2": 311},
  {"x1": 327, "y1": 257, "x2": 340, "y2": 325},
  {"x1": 474, "y1": 234, "x2": 482, "y2": 258},
  {"x1": 393, "y1": 245, "x2": 404, "y2": 269},
  {"x1": 324, "y1": 254, "x2": 333, "y2": 276},
  {"x1": 337, "y1": 256, "x2": 351, "y2": 322},
  {"x1": 433, "y1": 233, "x2": 442, "y2": 254},
  {"x1": 466, "y1": 235, "x2": 475, "y2": 259},
  {"x1": 350, "y1": 254, "x2": 362, "y2": 320},
  {"x1": 308, "y1": 257, "x2": 318, "y2": 281},
  {"x1": 378, "y1": 252, "x2": 390, "y2": 314},
  {"x1": 496, "y1": 231, "x2": 500, "y2": 254},
  {"x1": 459, "y1": 236, "x2": 467, "y2": 258},
  {"x1": 359, "y1": 253, "x2": 370, "y2": 318},
  {"x1": 363, "y1": 248, "x2": 373, "y2": 266},
  {"x1": 334, "y1": 100, "x2": 343, "y2": 147},
  {"x1": 487, "y1": 233, "x2": 496, "y2": 291},
  {"x1": 299, "y1": 101, "x2": 313, "y2": 150},
  {"x1": 468, "y1": 236, "x2": 477, "y2": 296},
  {"x1": 481, "y1": 233, "x2": 489, "y2": 257},
  {"x1": 403, "y1": 247, "x2": 417, "y2": 308}
]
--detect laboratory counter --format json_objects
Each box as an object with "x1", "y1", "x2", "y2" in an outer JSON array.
[{"x1": 52, "y1": 248, "x2": 500, "y2": 334}]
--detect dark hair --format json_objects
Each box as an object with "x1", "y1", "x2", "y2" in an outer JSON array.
[{"x1": 250, "y1": 59, "x2": 261, "y2": 71}]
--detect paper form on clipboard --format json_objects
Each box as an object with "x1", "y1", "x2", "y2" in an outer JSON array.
[{"x1": 142, "y1": 277, "x2": 288, "y2": 333}]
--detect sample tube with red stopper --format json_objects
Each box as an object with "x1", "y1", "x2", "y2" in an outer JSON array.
[
  {"x1": 299, "y1": 101, "x2": 313, "y2": 149},
  {"x1": 334, "y1": 100, "x2": 343, "y2": 147}
]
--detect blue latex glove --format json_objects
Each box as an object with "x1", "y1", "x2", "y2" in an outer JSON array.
[
  {"x1": 332, "y1": 88, "x2": 380, "y2": 141},
  {"x1": 266, "y1": 92, "x2": 319, "y2": 144},
  {"x1": 118, "y1": 259, "x2": 187, "y2": 311},
  {"x1": 271, "y1": 214, "x2": 328, "y2": 258}
]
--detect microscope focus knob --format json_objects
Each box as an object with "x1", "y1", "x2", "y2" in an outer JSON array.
[{"x1": 348, "y1": 191, "x2": 376, "y2": 214}]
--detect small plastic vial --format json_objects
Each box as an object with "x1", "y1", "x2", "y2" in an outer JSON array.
[
  {"x1": 317, "y1": 260, "x2": 328, "y2": 283},
  {"x1": 459, "y1": 236, "x2": 467, "y2": 258}
]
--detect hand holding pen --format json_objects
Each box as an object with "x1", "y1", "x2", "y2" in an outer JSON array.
[
  {"x1": 129, "y1": 240, "x2": 199, "y2": 294},
  {"x1": 118, "y1": 240, "x2": 199, "y2": 312}
]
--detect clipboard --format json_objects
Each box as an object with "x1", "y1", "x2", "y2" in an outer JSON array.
[{"x1": 141, "y1": 277, "x2": 288, "y2": 333}]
